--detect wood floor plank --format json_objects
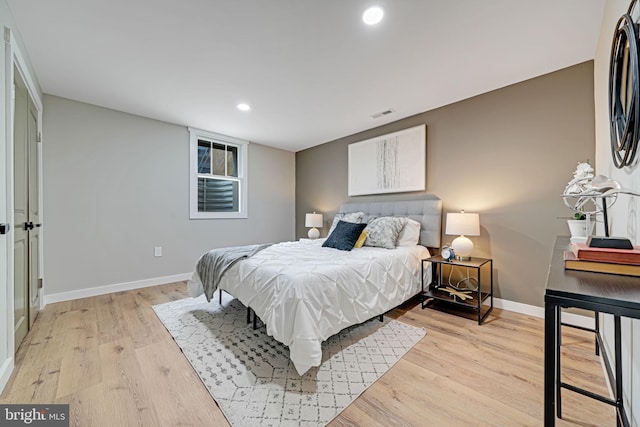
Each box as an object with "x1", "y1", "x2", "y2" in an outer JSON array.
[
  {"x1": 96, "y1": 337, "x2": 161, "y2": 426},
  {"x1": 94, "y1": 293, "x2": 128, "y2": 345},
  {"x1": 1, "y1": 357, "x2": 61, "y2": 404},
  {"x1": 379, "y1": 358, "x2": 541, "y2": 426},
  {"x1": 404, "y1": 336, "x2": 545, "y2": 420},
  {"x1": 136, "y1": 340, "x2": 228, "y2": 426},
  {"x1": 55, "y1": 307, "x2": 102, "y2": 398},
  {"x1": 117, "y1": 290, "x2": 172, "y2": 348},
  {"x1": 0, "y1": 284, "x2": 616, "y2": 426}
]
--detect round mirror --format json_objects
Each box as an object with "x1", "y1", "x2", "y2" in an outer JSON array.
[{"x1": 609, "y1": 7, "x2": 640, "y2": 168}]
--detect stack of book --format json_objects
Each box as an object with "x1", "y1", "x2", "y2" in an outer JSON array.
[{"x1": 564, "y1": 242, "x2": 640, "y2": 276}]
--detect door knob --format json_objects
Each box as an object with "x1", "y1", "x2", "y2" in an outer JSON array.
[{"x1": 24, "y1": 222, "x2": 34, "y2": 230}]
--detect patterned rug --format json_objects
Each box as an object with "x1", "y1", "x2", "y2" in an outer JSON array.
[{"x1": 152, "y1": 294, "x2": 425, "y2": 427}]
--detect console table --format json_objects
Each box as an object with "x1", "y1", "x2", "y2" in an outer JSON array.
[{"x1": 544, "y1": 236, "x2": 640, "y2": 426}]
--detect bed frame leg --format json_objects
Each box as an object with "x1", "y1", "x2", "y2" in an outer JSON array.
[
  {"x1": 379, "y1": 314, "x2": 383, "y2": 322},
  {"x1": 246, "y1": 307, "x2": 251, "y2": 323},
  {"x1": 219, "y1": 288, "x2": 222, "y2": 304},
  {"x1": 253, "y1": 309, "x2": 258, "y2": 329}
]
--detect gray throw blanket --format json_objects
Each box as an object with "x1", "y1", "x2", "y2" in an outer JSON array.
[{"x1": 196, "y1": 244, "x2": 272, "y2": 302}]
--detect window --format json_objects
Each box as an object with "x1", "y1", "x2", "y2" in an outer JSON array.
[{"x1": 189, "y1": 128, "x2": 248, "y2": 219}]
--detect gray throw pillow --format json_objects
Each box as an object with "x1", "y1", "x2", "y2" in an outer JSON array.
[{"x1": 364, "y1": 216, "x2": 408, "y2": 249}]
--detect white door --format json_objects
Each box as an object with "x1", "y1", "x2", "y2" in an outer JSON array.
[
  {"x1": 13, "y1": 68, "x2": 39, "y2": 350},
  {"x1": 27, "y1": 86, "x2": 40, "y2": 327}
]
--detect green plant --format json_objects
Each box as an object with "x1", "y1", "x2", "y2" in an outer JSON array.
[{"x1": 574, "y1": 212, "x2": 586, "y2": 220}]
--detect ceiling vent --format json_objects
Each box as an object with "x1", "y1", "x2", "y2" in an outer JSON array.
[{"x1": 370, "y1": 109, "x2": 395, "y2": 119}]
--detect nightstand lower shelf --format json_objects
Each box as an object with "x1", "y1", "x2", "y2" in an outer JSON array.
[{"x1": 421, "y1": 256, "x2": 494, "y2": 324}]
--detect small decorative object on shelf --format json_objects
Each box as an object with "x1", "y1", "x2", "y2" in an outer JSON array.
[
  {"x1": 441, "y1": 246, "x2": 455, "y2": 261},
  {"x1": 562, "y1": 162, "x2": 597, "y2": 242},
  {"x1": 559, "y1": 162, "x2": 640, "y2": 243},
  {"x1": 587, "y1": 236, "x2": 633, "y2": 249},
  {"x1": 442, "y1": 287, "x2": 472, "y2": 301}
]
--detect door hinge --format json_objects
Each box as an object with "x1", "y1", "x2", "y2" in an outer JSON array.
[{"x1": 37, "y1": 132, "x2": 42, "y2": 143}]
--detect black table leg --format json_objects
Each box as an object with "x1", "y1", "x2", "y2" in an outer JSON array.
[
  {"x1": 544, "y1": 300, "x2": 557, "y2": 426},
  {"x1": 556, "y1": 305, "x2": 562, "y2": 419},
  {"x1": 477, "y1": 268, "x2": 482, "y2": 325},
  {"x1": 595, "y1": 311, "x2": 600, "y2": 356},
  {"x1": 615, "y1": 315, "x2": 623, "y2": 427}
]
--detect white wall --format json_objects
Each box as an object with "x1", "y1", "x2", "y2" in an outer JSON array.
[
  {"x1": 594, "y1": 0, "x2": 640, "y2": 424},
  {"x1": 42, "y1": 95, "x2": 295, "y2": 298}
]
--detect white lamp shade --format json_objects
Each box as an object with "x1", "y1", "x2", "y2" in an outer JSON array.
[
  {"x1": 446, "y1": 211, "x2": 480, "y2": 260},
  {"x1": 445, "y1": 212, "x2": 480, "y2": 236},
  {"x1": 305, "y1": 213, "x2": 323, "y2": 228}
]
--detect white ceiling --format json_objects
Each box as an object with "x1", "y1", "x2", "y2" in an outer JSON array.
[{"x1": 7, "y1": 0, "x2": 606, "y2": 152}]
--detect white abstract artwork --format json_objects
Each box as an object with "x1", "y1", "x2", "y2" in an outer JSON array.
[{"x1": 348, "y1": 125, "x2": 426, "y2": 196}]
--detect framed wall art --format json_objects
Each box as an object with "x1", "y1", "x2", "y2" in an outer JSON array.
[{"x1": 348, "y1": 124, "x2": 426, "y2": 196}]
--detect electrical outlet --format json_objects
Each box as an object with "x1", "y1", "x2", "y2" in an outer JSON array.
[{"x1": 154, "y1": 246, "x2": 162, "y2": 257}]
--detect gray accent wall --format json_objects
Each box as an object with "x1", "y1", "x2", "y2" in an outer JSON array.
[
  {"x1": 43, "y1": 95, "x2": 295, "y2": 294},
  {"x1": 296, "y1": 61, "x2": 595, "y2": 307}
]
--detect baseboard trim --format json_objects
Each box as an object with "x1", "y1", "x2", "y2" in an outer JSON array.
[
  {"x1": 42, "y1": 273, "x2": 192, "y2": 306},
  {"x1": 486, "y1": 297, "x2": 595, "y2": 329},
  {"x1": 42, "y1": 275, "x2": 596, "y2": 330},
  {"x1": 0, "y1": 357, "x2": 14, "y2": 395}
]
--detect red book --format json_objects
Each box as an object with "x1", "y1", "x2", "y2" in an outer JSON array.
[{"x1": 570, "y1": 242, "x2": 640, "y2": 266}]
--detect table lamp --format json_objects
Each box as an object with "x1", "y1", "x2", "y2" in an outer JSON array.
[
  {"x1": 445, "y1": 211, "x2": 480, "y2": 260},
  {"x1": 305, "y1": 212, "x2": 323, "y2": 239}
]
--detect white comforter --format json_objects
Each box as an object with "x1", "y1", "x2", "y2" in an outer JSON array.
[{"x1": 188, "y1": 239, "x2": 431, "y2": 375}]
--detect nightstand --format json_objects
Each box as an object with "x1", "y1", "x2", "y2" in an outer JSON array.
[{"x1": 421, "y1": 255, "x2": 493, "y2": 324}]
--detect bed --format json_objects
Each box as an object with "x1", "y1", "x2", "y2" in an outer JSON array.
[{"x1": 188, "y1": 197, "x2": 442, "y2": 375}]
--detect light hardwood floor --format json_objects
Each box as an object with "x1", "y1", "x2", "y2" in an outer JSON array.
[{"x1": 1, "y1": 282, "x2": 615, "y2": 426}]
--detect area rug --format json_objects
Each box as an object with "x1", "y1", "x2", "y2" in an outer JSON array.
[{"x1": 152, "y1": 294, "x2": 425, "y2": 427}]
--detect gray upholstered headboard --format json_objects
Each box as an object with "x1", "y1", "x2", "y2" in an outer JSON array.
[{"x1": 339, "y1": 196, "x2": 442, "y2": 249}]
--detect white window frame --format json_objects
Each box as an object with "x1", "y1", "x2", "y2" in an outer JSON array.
[{"x1": 189, "y1": 127, "x2": 248, "y2": 219}]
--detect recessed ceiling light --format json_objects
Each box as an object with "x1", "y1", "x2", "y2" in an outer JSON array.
[
  {"x1": 363, "y1": 6, "x2": 384, "y2": 25},
  {"x1": 237, "y1": 103, "x2": 250, "y2": 111}
]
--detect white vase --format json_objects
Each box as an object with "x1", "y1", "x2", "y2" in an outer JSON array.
[{"x1": 567, "y1": 219, "x2": 594, "y2": 241}]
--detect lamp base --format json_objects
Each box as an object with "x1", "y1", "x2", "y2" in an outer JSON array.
[
  {"x1": 451, "y1": 235, "x2": 474, "y2": 260},
  {"x1": 308, "y1": 227, "x2": 320, "y2": 239}
]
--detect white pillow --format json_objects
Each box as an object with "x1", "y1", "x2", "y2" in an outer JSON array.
[
  {"x1": 397, "y1": 218, "x2": 421, "y2": 247},
  {"x1": 327, "y1": 211, "x2": 365, "y2": 236}
]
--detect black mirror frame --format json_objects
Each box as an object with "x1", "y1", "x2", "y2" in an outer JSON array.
[{"x1": 609, "y1": 1, "x2": 640, "y2": 168}]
